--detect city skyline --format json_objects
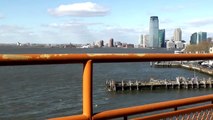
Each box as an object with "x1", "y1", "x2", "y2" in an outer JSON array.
[{"x1": 0, "y1": 0, "x2": 213, "y2": 44}]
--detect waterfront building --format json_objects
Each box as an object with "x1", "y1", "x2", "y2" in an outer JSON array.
[
  {"x1": 99, "y1": 40, "x2": 104, "y2": 47},
  {"x1": 149, "y1": 16, "x2": 159, "y2": 48},
  {"x1": 115, "y1": 41, "x2": 122, "y2": 48},
  {"x1": 190, "y1": 32, "x2": 197, "y2": 44},
  {"x1": 166, "y1": 40, "x2": 175, "y2": 49},
  {"x1": 159, "y1": 29, "x2": 165, "y2": 48},
  {"x1": 143, "y1": 34, "x2": 149, "y2": 48},
  {"x1": 174, "y1": 28, "x2": 182, "y2": 41},
  {"x1": 175, "y1": 41, "x2": 184, "y2": 49},
  {"x1": 108, "y1": 38, "x2": 114, "y2": 47},
  {"x1": 139, "y1": 34, "x2": 143, "y2": 45},
  {"x1": 197, "y1": 32, "x2": 207, "y2": 43}
]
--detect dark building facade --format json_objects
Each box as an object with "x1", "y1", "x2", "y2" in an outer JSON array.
[
  {"x1": 109, "y1": 38, "x2": 114, "y2": 47},
  {"x1": 159, "y1": 29, "x2": 165, "y2": 47}
]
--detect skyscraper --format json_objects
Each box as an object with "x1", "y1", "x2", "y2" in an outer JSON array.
[
  {"x1": 174, "y1": 28, "x2": 182, "y2": 41},
  {"x1": 143, "y1": 34, "x2": 149, "y2": 48},
  {"x1": 190, "y1": 32, "x2": 197, "y2": 44},
  {"x1": 197, "y1": 32, "x2": 207, "y2": 43},
  {"x1": 159, "y1": 29, "x2": 165, "y2": 48},
  {"x1": 139, "y1": 34, "x2": 143, "y2": 45},
  {"x1": 108, "y1": 38, "x2": 114, "y2": 47},
  {"x1": 149, "y1": 16, "x2": 159, "y2": 48}
]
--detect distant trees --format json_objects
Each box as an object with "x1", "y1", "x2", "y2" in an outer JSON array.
[{"x1": 185, "y1": 41, "x2": 213, "y2": 53}]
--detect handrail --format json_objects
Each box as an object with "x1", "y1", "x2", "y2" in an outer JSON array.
[
  {"x1": 132, "y1": 104, "x2": 213, "y2": 120},
  {"x1": 1, "y1": 53, "x2": 213, "y2": 120},
  {"x1": 92, "y1": 94, "x2": 213, "y2": 120},
  {"x1": 0, "y1": 53, "x2": 213, "y2": 65}
]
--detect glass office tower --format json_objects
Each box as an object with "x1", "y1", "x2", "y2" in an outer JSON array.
[
  {"x1": 190, "y1": 32, "x2": 197, "y2": 44},
  {"x1": 197, "y1": 32, "x2": 207, "y2": 43},
  {"x1": 149, "y1": 16, "x2": 159, "y2": 48},
  {"x1": 159, "y1": 29, "x2": 165, "y2": 48}
]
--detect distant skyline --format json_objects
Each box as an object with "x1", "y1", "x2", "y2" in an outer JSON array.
[{"x1": 0, "y1": 0, "x2": 213, "y2": 44}]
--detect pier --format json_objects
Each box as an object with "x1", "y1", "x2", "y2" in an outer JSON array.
[
  {"x1": 153, "y1": 61, "x2": 213, "y2": 75},
  {"x1": 106, "y1": 77, "x2": 213, "y2": 91},
  {"x1": 151, "y1": 61, "x2": 181, "y2": 68}
]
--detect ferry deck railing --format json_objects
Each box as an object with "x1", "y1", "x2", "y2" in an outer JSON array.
[{"x1": 0, "y1": 53, "x2": 213, "y2": 120}]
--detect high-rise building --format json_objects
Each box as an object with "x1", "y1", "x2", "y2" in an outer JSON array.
[
  {"x1": 190, "y1": 32, "x2": 207, "y2": 44},
  {"x1": 174, "y1": 28, "x2": 182, "y2": 41},
  {"x1": 158, "y1": 29, "x2": 165, "y2": 48},
  {"x1": 99, "y1": 40, "x2": 104, "y2": 47},
  {"x1": 143, "y1": 34, "x2": 149, "y2": 48},
  {"x1": 190, "y1": 32, "x2": 197, "y2": 44},
  {"x1": 197, "y1": 32, "x2": 207, "y2": 43},
  {"x1": 149, "y1": 16, "x2": 159, "y2": 48},
  {"x1": 139, "y1": 34, "x2": 143, "y2": 45},
  {"x1": 108, "y1": 38, "x2": 114, "y2": 47}
]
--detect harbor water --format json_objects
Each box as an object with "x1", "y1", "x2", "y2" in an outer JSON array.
[{"x1": 0, "y1": 47, "x2": 212, "y2": 119}]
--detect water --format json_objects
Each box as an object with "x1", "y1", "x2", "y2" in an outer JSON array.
[{"x1": 0, "y1": 47, "x2": 212, "y2": 119}]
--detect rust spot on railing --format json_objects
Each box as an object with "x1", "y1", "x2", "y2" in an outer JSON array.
[{"x1": 2, "y1": 54, "x2": 32, "y2": 60}]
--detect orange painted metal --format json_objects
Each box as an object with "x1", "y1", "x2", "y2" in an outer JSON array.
[
  {"x1": 48, "y1": 114, "x2": 88, "y2": 120},
  {"x1": 92, "y1": 94, "x2": 213, "y2": 120},
  {"x1": 1, "y1": 53, "x2": 213, "y2": 119},
  {"x1": 83, "y1": 60, "x2": 93, "y2": 119},
  {"x1": 131, "y1": 104, "x2": 213, "y2": 120},
  {"x1": 0, "y1": 53, "x2": 213, "y2": 65}
]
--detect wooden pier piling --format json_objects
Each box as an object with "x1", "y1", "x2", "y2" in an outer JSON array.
[{"x1": 106, "y1": 77, "x2": 213, "y2": 92}]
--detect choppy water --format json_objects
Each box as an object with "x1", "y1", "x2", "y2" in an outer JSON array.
[{"x1": 0, "y1": 47, "x2": 212, "y2": 119}]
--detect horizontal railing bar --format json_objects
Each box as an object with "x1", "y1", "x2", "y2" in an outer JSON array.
[
  {"x1": 132, "y1": 104, "x2": 213, "y2": 120},
  {"x1": 48, "y1": 114, "x2": 88, "y2": 120},
  {"x1": 0, "y1": 53, "x2": 213, "y2": 65},
  {"x1": 92, "y1": 94, "x2": 213, "y2": 120}
]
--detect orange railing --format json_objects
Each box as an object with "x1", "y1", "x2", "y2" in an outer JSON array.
[{"x1": 0, "y1": 53, "x2": 213, "y2": 120}]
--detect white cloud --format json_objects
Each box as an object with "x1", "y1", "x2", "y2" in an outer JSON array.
[
  {"x1": 187, "y1": 18, "x2": 213, "y2": 27},
  {"x1": 41, "y1": 21, "x2": 142, "y2": 44},
  {"x1": 160, "y1": 18, "x2": 173, "y2": 24},
  {"x1": 48, "y1": 2, "x2": 110, "y2": 17},
  {"x1": 45, "y1": 21, "x2": 102, "y2": 28},
  {"x1": 160, "y1": 5, "x2": 185, "y2": 12},
  {"x1": 0, "y1": 21, "x2": 146, "y2": 44},
  {"x1": 0, "y1": 25, "x2": 39, "y2": 43},
  {"x1": 98, "y1": 26, "x2": 142, "y2": 43}
]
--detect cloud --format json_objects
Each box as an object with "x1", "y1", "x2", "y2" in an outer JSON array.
[
  {"x1": 44, "y1": 20, "x2": 102, "y2": 28},
  {"x1": 48, "y1": 2, "x2": 110, "y2": 17},
  {"x1": 0, "y1": 21, "x2": 144, "y2": 44},
  {"x1": 0, "y1": 13, "x2": 4, "y2": 19},
  {"x1": 0, "y1": 25, "x2": 38, "y2": 43},
  {"x1": 159, "y1": 5, "x2": 185, "y2": 12},
  {"x1": 160, "y1": 19, "x2": 173, "y2": 24},
  {"x1": 0, "y1": 25, "x2": 30, "y2": 34},
  {"x1": 98, "y1": 26, "x2": 142, "y2": 43},
  {"x1": 42, "y1": 21, "x2": 142, "y2": 44},
  {"x1": 187, "y1": 18, "x2": 213, "y2": 27},
  {"x1": 42, "y1": 21, "x2": 100, "y2": 43}
]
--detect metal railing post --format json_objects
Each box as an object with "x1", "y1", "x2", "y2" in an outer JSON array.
[{"x1": 83, "y1": 60, "x2": 93, "y2": 119}]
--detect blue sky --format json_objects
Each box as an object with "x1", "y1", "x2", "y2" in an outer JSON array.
[{"x1": 0, "y1": 0, "x2": 213, "y2": 44}]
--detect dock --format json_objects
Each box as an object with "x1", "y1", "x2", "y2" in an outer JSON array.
[
  {"x1": 152, "y1": 61, "x2": 213, "y2": 75},
  {"x1": 151, "y1": 61, "x2": 181, "y2": 68},
  {"x1": 106, "y1": 77, "x2": 213, "y2": 91}
]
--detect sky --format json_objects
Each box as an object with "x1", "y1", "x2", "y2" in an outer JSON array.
[{"x1": 0, "y1": 0, "x2": 213, "y2": 44}]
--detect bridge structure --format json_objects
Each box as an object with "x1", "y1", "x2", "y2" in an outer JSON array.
[{"x1": 0, "y1": 53, "x2": 213, "y2": 120}]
